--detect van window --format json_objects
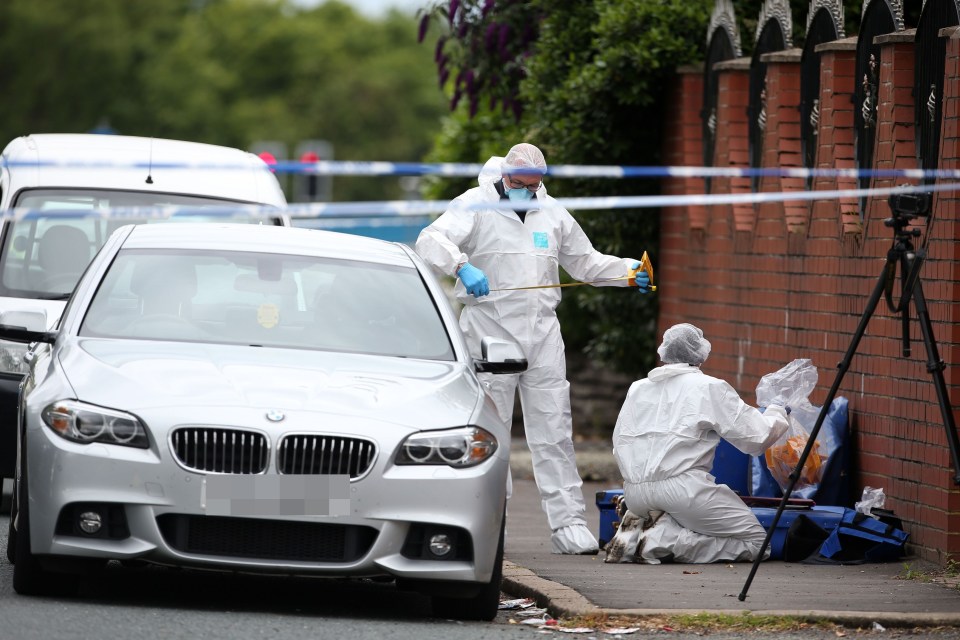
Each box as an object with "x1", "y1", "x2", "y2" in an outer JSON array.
[{"x1": 1, "y1": 188, "x2": 283, "y2": 300}]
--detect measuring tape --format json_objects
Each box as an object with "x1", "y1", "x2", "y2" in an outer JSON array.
[{"x1": 492, "y1": 251, "x2": 657, "y2": 292}]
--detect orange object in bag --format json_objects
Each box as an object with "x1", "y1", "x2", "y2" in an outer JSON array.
[{"x1": 764, "y1": 432, "x2": 824, "y2": 490}]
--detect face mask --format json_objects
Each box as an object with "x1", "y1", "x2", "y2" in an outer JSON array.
[{"x1": 506, "y1": 187, "x2": 534, "y2": 202}]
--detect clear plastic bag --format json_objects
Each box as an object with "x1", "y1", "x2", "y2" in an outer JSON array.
[
  {"x1": 756, "y1": 359, "x2": 835, "y2": 497},
  {"x1": 855, "y1": 486, "x2": 886, "y2": 517},
  {"x1": 756, "y1": 358, "x2": 818, "y2": 409}
]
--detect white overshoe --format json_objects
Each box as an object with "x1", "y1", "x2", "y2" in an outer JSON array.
[{"x1": 551, "y1": 523, "x2": 600, "y2": 555}]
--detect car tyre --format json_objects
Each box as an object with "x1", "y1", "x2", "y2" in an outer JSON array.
[
  {"x1": 1, "y1": 477, "x2": 11, "y2": 515},
  {"x1": 6, "y1": 477, "x2": 17, "y2": 564},
  {"x1": 12, "y1": 458, "x2": 78, "y2": 596},
  {"x1": 431, "y1": 513, "x2": 505, "y2": 621}
]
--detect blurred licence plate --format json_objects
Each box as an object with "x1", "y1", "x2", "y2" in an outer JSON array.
[{"x1": 201, "y1": 475, "x2": 351, "y2": 516}]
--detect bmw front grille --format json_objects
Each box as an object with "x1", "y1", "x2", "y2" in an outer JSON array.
[
  {"x1": 170, "y1": 427, "x2": 269, "y2": 474},
  {"x1": 277, "y1": 435, "x2": 376, "y2": 478}
]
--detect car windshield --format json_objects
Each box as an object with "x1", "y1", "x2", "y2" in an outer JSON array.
[
  {"x1": 79, "y1": 249, "x2": 456, "y2": 361},
  {"x1": 1, "y1": 189, "x2": 282, "y2": 299}
]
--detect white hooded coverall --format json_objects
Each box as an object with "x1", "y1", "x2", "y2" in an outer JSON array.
[
  {"x1": 613, "y1": 364, "x2": 789, "y2": 563},
  {"x1": 416, "y1": 156, "x2": 637, "y2": 553}
]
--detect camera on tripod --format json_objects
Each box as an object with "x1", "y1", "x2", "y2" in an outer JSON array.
[{"x1": 888, "y1": 191, "x2": 931, "y2": 218}]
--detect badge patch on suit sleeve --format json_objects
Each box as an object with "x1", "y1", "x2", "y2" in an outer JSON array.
[{"x1": 532, "y1": 231, "x2": 549, "y2": 249}]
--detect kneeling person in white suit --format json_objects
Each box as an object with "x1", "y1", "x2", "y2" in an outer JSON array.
[{"x1": 611, "y1": 323, "x2": 789, "y2": 563}]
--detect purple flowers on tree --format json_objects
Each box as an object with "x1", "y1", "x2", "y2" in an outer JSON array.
[{"x1": 416, "y1": 0, "x2": 540, "y2": 121}]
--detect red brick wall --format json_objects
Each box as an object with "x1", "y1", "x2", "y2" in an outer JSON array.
[{"x1": 660, "y1": 29, "x2": 960, "y2": 564}]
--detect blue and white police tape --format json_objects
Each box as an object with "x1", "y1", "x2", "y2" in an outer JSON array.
[
  {"x1": 5, "y1": 156, "x2": 960, "y2": 181},
  {"x1": 270, "y1": 161, "x2": 960, "y2": 182},
  {"x1": 4, "y1": 181, "x2": 957, "y2": 221}
]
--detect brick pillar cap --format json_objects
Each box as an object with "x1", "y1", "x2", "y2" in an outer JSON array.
[
  {"x1": 815, "y1": 36, "x2": 858, "y2": 53},
  {"x1": 675, "y1": 64, "x2": 702, "y2": 74},
  {"x1": 760, "y1": 47, "x2": 803, "y2": 63},
  {"x1": 941, "y1": 25, "x2": 960, "y2": 38},
  {"x1": 713, "y1": 56, "x2": 751, "y2": 72},
  {"x1": 874, "y1": 28, "x2": 916, "y2": 45}
]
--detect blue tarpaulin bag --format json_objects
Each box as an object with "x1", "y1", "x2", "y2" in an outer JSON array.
[
  {"x1": 818, "y1": 508, "x2": 909, "y2": 562},
  {"x1": 751, "y1": 396, "x2": 850, "y2": 505}
]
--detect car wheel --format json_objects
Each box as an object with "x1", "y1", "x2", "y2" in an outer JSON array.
[
  {"x1": 1, "y1": 477, "x2": 12, "y2": 514},
  {"x1": 12, "y1": 458, "x2": 78, "y2": 596},
  {"x1": 6, "y1": 476, "x2": 17, "y2": 564},
  {"x1": 431, "y1": 513, "x2": 505, "y2": 621}
]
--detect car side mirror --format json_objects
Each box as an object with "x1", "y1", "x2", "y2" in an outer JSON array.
[
  {"x1": 474, "y1": 336, "x2": 527, "y2": 374},
  {"x1": 0, "y1": 311, "x2": 57, "y2": 344}
]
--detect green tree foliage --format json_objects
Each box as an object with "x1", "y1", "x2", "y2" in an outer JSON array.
[
  {"x1": 0, "y1": 0, "x2": 446, "y2": 201},
  {"x1": 420, "y1": 0, "x2": 715, "y2": 375},
  {"x1": 0, "y1": 0, "x2": 188, "y2": 138}
]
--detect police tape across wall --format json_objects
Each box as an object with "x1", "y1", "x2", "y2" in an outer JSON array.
[
  {"x1": 3, "y1": 179, "x2": 957, "y2": 221},
  {"x1": 5, "y1": 157, "x2": 960, "y2": 181}
]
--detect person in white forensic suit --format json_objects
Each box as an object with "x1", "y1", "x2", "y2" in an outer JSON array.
[
  {"x1": 612, "y1": 323, "x2": 790, "y2": 563},
  {"x1": 415, "y1": 143, "x2": 650, "y2": 555}
]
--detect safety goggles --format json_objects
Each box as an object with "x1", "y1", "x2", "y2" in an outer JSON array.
[{"x1": 505, "y1": 174, "x2": 542, "y2": 193}]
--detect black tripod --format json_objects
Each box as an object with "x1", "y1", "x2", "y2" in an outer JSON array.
[{"x1": 738, "y1": 192, "x2": 960, "y2": 601}]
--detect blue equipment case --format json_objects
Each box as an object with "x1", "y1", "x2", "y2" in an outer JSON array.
[
  {"x1": 751, "y1": 506, "x2": 845, "y2": 560},
  {"x1": 596, "y1": 489, "x2": 625, "y2": 549},
  {"x1": 712, "y1": 439, "x2": 751, "y2": 496}
]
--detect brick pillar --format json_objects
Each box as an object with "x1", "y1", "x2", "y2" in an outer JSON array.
[
  {"x1": 661, "y1": 66, "x2": 706, "y2": 231},
  {"x1": 711, "y1": 58, "x2": 752, "y2": 235},
  {"x1": 758, "y1": 48, "x2": 804, "y2": 241},
  {"x1": 811, "y1": 37, "x2": 859, "y2": 249},
  {"x1": 934, "y1": 26, "x2": 960, "y2": 563},
  {"x1": 936, "y1": 25, "x2": 960, "y2": 260},
  {"x1": 866, "y1": 30, "x2": 920, "y2": 236}
]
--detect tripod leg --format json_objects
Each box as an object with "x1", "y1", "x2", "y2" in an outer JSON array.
[
  {"x1": 910, "y1": 280, "x2": 960, "y2": 486},
  {"x1": 739, "y1": 257, "x2": 892, "y2": 601}
]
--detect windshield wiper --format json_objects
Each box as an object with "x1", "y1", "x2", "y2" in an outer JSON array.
[{"x1": 35, "y1": 293, "x2": 72, "y2": 301}]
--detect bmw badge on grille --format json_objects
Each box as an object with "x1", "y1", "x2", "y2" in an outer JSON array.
[{"x1": 266, "y1": 410, "x2": 285, "y2": 423}]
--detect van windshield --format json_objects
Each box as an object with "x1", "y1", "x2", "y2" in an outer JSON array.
[{"x1": 2, "y1": 188, "x2": 283, "y2": 300}]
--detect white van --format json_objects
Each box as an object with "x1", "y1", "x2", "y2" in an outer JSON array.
[{"x1": 0, "y1": 134, "x2": 289, "y2": 482}]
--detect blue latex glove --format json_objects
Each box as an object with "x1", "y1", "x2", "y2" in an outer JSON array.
[
  {"x1": 631, "y1": 261, "x2": 650, "y2": 294},
  {"x1": 458, "y1": 262, "x2": 489, "y2": 297}
]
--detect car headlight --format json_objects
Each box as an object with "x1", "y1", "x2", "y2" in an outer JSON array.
[
  {"x1": 41, "y1": 400, "x2": 149, "y2": 449},
  {"x1": 395, "y1": 427, "x2": 498, "y2": 468},
  {"x1": 0, "y1": 339, "x2": 31, "y2": 375}
]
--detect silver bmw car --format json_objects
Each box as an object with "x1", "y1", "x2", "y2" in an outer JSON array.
[{"x1": 3, "y1": 223, "x2": 525, "y2": 621}]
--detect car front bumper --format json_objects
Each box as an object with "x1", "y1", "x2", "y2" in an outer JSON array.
[{"x1": 24, "y1": 422, "x2": 509, "y2": 585}]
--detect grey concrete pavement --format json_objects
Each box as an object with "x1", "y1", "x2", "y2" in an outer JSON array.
[{"x1": 505, "y1": 438, "x2": 960, "y2": 628}]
